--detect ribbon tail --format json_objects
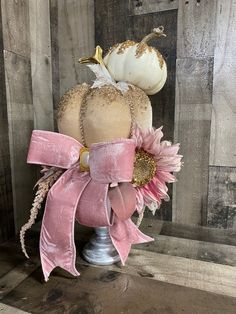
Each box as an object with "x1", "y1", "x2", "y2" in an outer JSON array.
[
  {"x1": 40, "y1": 169, "x2": 91, "y2": 281},
  {"x1": 109, "y1": 217, "x2": 154, "y2": 266}
]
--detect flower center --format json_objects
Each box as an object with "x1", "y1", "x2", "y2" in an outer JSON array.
[{"x1": 132, "y1": 149, "x2": 157, "y2": 187}]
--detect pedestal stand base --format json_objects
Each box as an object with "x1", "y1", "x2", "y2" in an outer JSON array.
[{"x1": 82, "y1": 227, "x2": 120, "y2": 265}]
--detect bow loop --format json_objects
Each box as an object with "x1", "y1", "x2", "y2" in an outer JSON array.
[
  {"x1": 27, "y1": 130, "x2": 83, "y2": 169},
  {"x1": 89, "y1": 139, "x2": 136, "y2": 183}
]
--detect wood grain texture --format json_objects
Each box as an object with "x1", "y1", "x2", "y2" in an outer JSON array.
[
  {"x1": 146, "y1": 218, "x2": 236, "y2": 246},
  {"x1": 0, "y1": 258, "x2": 40, "y2": 300},
  {"x1": 0, "y1": 303, "x2": 29, "y2": 314},
  {"x1": 29, "y1": 0, "x2": 54, "y2": 131},
  {"x1": 0, "y1": 6, "x2": 14, "y2": 242},
  {"x1": 210, "y1": 0, "x2": 236, "y2": 167},
  {"x1": 207, "y1": 166, "x2": 236, "y2": 229},
  {"x1": 173, "y1": 58, "x2": 213, "y2": 225},
  {"x1": 1, "y1": 0, "x2": 30, "y2": 58},
  {"x1": 95, "y1": 0, "x2": 129, "y2": 53},
  {"x1": 49, "y1": 0, "x2": 60, "y2": 110},
  {"x1": 2, "y1": 260, "x2": 236, "y2": 313},
  {"x1": 129, "y1": 0, "x2": 178, "y2": 15},
  {"x1": 177, "y1": 0, "x2": 217, "y2": 58},
  {"x1": 4, "y1": 51, "x2": 36, "y2": 232},
  {"x1": 136, "y1": 234, "x2": 236, "y2": 267},
  {"x1": 56, "y1": 0, "x2": 94, "y2": 97},
  {"x1": 98, "y1": 249, "x2": 236, "y2": 298}
]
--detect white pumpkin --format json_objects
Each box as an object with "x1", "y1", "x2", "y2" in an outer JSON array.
[{"x1": 104, "y1": 27, "x2": 167, "y2": 95}]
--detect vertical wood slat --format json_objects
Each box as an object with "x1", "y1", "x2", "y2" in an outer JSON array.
[
  {"x1": 173, "y1": 0, "x2": 217, "y2": 225},
  {"x1": 95, "y1": 0, "x2": 129, "y2": 53},
  {"x1": 208, "y1": 0, "x2": 236, "y2": 229},
  {"x1": 1, "y1": 0, "x2": 30, "y2": 58},
  {"x1": 49, "y1": 0, "x2": 60, "y2": 110},
  {"x1": 29, "y1": 0, "x2": 54, "y2": 131},
  {"x1": 0, "y1": 2, "x2": 14, "y2": 242},
  {"x1": 209, "y1": 0, "x2": 236, "y2": 167},
  {"x1": 177, "y1": 0, "x2": 217, "y2": 58},
  {"x1": 4, "y1": 51, "x2": 36, "y2": 233},
  {"x1": 56, "y1": 0, "x2": 95, "y2": 98},
  {"x1": 1, "y1": 0, "x2": 54, "y2": 232},
  {"x1": 173, "y1": 59, "x2": 213, "y2": 225},
  {"x1": 207, "y1": 166, "x2": 236, "y2": 229},
  {"x1": 1, "y1": 0, "x2": 36, "y2": 233}
]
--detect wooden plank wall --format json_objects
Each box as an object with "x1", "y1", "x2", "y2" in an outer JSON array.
[
  {"x1": 50, "y1": 0, "x2": 94, "y2": 101},
  {"x1": 173, "y1": 0, "x2": 216, "y2": 226},
  {"x1": 0, "y1": 3, "x2": 14, "y2": 242},
  {"x1": 207, "y1": 0, "x2": 236, "y2": 229},
  {"x1": 0, "y1": 0, "x2": 54, "y2": 235},
  {"x1": 173, "y1": 0, "x2": 236, "y2": 230},
  {"x1": 1, "y1": 0, "x2": 35, "y2": 237}
]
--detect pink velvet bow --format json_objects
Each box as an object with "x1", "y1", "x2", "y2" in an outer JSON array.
[{"x1": 27, "y1": 130, "x2": 153, "y2": 281}]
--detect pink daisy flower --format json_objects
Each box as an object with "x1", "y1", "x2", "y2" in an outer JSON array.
[{"x1": 132, "y1": 125, "x2": 183, "y2": 225}]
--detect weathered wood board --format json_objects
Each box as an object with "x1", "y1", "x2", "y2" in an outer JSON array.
[
  {"x1": 2, "y1": 259, "x2": 236, "y2": 314},
  {"x1": 92, "y1": 248, "x2": 236, "y2": 298},
  {"x1": 129, "y1": 0, "x2": 179, "y2": 15},
  {"x1": 139, "y1": 217, "x2": 236, "y2": 246},
  {"x1": 49, "y1": 0, "x2": 60, "y2": 111},
  {"x1": 29, "y1": 0, "x2": 54, "y2": 131},
  {"x1": 4, "y1": 51, "x2": 36, "y2": 232},
  {"x1": 207, "y1": 166, "x2": 236, "y2": 229},
  {"x1": 56, "y1": 0, "x2": 95, "y2": 97},
  {"x1": 210, "y1": 0, "x2": 236, "y2": 167},
  {"x1": 0, "y1": 5, "x2": 14, "y2": 242},
  {"x1": 0, "y1": 303, "x2": 29, "y2": 314},
  {"x1": 177, "y1": 0, "x2": 217, "y2": 58},
  {"x1": 95, "y1": 0, "x2": 129, "y2": 52},
  {"x1": 1, "y1": 227, "x2": 236, "y2": 312},
  {"x1": 1, "y1": 0, "x2": 30, "y2": 58},
  {"x1": 173, "y1": 58, "x2": 213, "y2": 225}
]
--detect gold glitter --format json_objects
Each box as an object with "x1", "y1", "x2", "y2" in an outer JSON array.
[
  {"x1": 135, "y1": 43, "x2": 165, "y2": 69},
  {"x1": 117, "y1": 40, "x2": 136, "y2": 54},
  {"x1": 132, "y1": 149, "x2": 157, "y2": 187},
  {"x1": 57, "y1": 83, "x2": 90, "y2": 120},
  {"x1": 135, "y1": 42, "x2": 152, "y2": 58},
  {"x1": 155, "y1": 48, "x2": 164, "y2": 69},
  {"x1": 107, "y1": 43, "x2": 119, "y2": 54}
]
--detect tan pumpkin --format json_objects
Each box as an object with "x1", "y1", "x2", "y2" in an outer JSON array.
[{"x1": 57, "y1": 84, "x2": 152, "y2": 147}]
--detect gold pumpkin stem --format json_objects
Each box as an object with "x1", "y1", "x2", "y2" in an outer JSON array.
[
  {"x1": 140, "y1": 26, "x2": 166, "y2": 44},
  {"x1": 79, "y1": 45, "x2": 104, "y2": 65}
]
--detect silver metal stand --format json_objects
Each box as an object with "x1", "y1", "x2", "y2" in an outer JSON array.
[{"x1": 82, "y1": 227, "x2": 120, "y2": 265}]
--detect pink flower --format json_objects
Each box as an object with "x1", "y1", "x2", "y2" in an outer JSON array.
[{"x1": 132, "y1": 126, "x2": 183, "y2": 220}]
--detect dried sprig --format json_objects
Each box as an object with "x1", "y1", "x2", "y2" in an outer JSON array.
[
  {"x1": 20, "y1": 167, "x2": 63, "y2": 258},
  {"x1": 136, "y1": 207, "x2": 145, "y2": 228}
]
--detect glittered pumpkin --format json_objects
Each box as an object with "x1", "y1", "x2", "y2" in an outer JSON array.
[
  {"x1": 104, "y1": 27, "x2": 167, "y2": 95},
  {"x1": 57, "y1": 83, "x2": 152, "y2": 147}
]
